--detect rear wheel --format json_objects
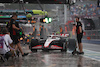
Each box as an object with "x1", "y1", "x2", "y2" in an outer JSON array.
[
  {"x1": 67, "y1": 39, "x2": 76, "y2": 51},
  {"x1": 30, "y1": 39, "x2": 39, "y2": 52}
]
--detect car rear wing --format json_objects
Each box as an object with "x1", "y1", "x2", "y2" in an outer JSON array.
[{"x1": 60, "y1": 34, "x2": 69, "y2": 37}]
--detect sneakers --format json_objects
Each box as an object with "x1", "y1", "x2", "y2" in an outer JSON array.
[
  {"x1": 72, "y1": 51, "x2": 84, "y2": 55},
  {"x1": 77, "y1": 52, "x2": 84, "y2": 55},
  {"x1": 72, "y1": 51, "x2": 79, "y2": 55},
  {"x1": 22, "y1": 53, "x2": 29, "y2": 57}
]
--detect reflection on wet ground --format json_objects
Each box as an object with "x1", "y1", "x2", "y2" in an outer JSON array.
[
  {"x1": 0, "y1": 43, "x2": 100, "y2": 67},
  {"x1": 0, "y1": 50, "x2": 100, "y2": 67}
]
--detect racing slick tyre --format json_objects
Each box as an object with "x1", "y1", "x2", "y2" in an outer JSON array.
[
  {"x1": 29, "y1": 39, "x2": 39, "y2": 52},
  {"x1": 67, "y1": 39, "x2": 77, "y2": 52},
  {"x1": 61, "y1": 42, "x2": 67, "y2": 52}
]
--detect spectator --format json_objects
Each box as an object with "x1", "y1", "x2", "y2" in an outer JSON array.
[{"x1": 70, "y1": 3, "x2": 100, "y2": 17}]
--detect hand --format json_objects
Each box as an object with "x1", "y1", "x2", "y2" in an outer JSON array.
[
  {"x1": 19, "y1": 28, "x2": 22, "y2": 31},
  {"x1": 79, "y1": 33, "x2": 83, "y2": 36}
]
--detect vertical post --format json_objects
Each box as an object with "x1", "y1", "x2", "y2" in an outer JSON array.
[{"x1": 64, "y1": 4, "x2": 67, "y2": 24}]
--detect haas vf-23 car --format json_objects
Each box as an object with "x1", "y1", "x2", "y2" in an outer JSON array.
[{"x1": 29, "y1": 34, "x2": 77, "y2": 53}]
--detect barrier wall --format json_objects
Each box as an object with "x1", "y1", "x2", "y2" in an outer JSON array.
[{"x1": 83, "y1": 30, "x2": 100, "y2": 39}]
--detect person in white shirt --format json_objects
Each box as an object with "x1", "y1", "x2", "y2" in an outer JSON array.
[
  {"x1": 0, "y1": 28, "x2": 13, "y2": 60},
  {"x1": 4, "y1": 34, "x2": 13, "y2": 53}
]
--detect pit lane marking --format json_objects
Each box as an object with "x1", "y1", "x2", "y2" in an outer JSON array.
[
  {"x1": 68, "y1": 49, "x2": 100, "y2": 62},
  {"x1": 83, "y1": 49, "x2": 100, "y2": 62}
]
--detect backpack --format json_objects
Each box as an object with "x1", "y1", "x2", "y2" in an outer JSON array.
[{"x1": 0, "y1": 35, "x2": 8, "y2": 54}]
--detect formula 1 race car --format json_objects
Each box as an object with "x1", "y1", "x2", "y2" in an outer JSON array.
[{"x1": 29, "y1": 34, "x2": 76, "y2": 52}]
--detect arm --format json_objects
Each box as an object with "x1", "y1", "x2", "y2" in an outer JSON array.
[{"x1": 79, "y1": 26, "x2": 82, "y2": 33}]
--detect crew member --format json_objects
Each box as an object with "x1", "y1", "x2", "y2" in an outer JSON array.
[
  {"x1": 9, "y1": 13, "x2": 28, "y2": 57},
  {"x1": 60, "y1": 26, "x2": 63, "y2": 34},
  {"x1": 40, "y1": 25, "x2": 47, "y2": 39},
  {"x1": 32, "y1": 26, "x2": 37, "y2": 39},
  {"x1": 76, "y1": 17, "x2": 84, "y2": 55}
]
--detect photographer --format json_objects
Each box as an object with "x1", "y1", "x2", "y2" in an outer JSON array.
[{"x1": 0, "y1": 28, "x2": 13, "y2": 60}]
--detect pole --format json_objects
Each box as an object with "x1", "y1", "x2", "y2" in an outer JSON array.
[
  {"x1": 64, "y1": 4, "x2": 67, "y2": 24},
  {"x1": 37, "y1": 0, "x2": 43, "y2": 11}
]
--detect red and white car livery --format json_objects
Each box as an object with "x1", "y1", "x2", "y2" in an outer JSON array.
[{"x1": 29, "y1": 35, "x2": 69, "y2": 52}]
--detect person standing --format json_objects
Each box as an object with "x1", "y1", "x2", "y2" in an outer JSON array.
[
  {"x1": 75, "y1": 17, "x2": 84, "y2": 55},
  {"x1": 32, "y1": 26, "x2": 37, "y2": 39},
  {"x1": 40, "y1": 25, "x2": 47, "y2": 39},
  {"x1": 60, "y1": 26, "x2": 63, "y2": 34},
  {"x1": 40, "y1": 25, "x2": 45, "y2": 39},
  {"x1": 9, "y1": 13, "x2": 28, "y2": 57},
  {"x1": 20, "y1": 27, "x2": 25, "y2": 45}
]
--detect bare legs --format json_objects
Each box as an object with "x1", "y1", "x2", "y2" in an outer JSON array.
[
  {"x1": 15, "y1": 42, "x2": 24, "y2": 55},
  {"x1": 78, "y1": 43, "x2": 83, "y2": 52}
]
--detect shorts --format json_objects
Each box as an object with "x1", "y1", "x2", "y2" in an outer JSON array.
[
  {"x1": 77, "y1": 33, "x2": 83, "y2": 43},
  {"x1": 11, "y1": 35, "x2": 20, "y2": 44}
]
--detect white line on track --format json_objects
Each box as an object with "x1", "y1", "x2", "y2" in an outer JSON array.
[{"x1": 68, "y1": 49, "x2": 100, "y2": 62}]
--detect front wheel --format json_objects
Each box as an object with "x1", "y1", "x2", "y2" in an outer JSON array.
[{"x1": 61, "y1": 42, "x2": 67, "y2": 52}]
